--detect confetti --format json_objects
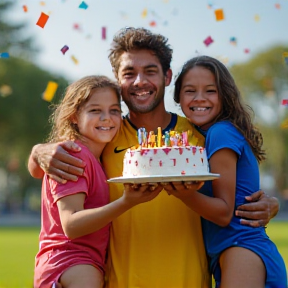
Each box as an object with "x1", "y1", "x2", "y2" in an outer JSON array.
[
  {"x1": 281, "y1": 118, "x2": 288, "y2": 129},
  {"x1": 71, "y1": 55, "x2": 79, "y2": 65},
  {"x1": 102, "y1": 27, "x2": 106, "y2": 40},
  {"x1": 0, "y1": 85, "x2": 12, "y2": 97},
  {"x1": 23, "y1": 5, "x2": 28, "y2": 12},
  {"x1": 275, "y1": 3, "x2": 281, "y2": 9},
  {"x1": 0, "y1": 52, "x2": 9, "y2": 58},
  {"x1": 244, "y1": 48, "x2": 250, "y2": 54},
  {"x1": 207, "y1": 3, "x2": 213, "y2": 9},
  {"x1": 40, "y1": 1, "x2": 46, "y2": 6},
  {"x1": 203, "y1": 36, "x2": 214, "y2": 47},
  {"x1": 149, "y1": 21, "x2": 157, "y2": 27},
  {"x1": 214, "y1": 9, "x2": 224, "y2": 21},
  {"x1": 142, "y1": 8, "x2": 148, "y2": 18},
  {"x1": 73, "y1": 23, "x2": 81, "y2": 30},
  {"x1": 230, "y1": 37, "x2": 237, "y2": 46},
  {"x1": 60, "y1": 45, "x2": 69, "y2": 55},
  {"x1": 79, "y1": 1, "x2": 88, "y2": 9},
  {"x1": 36, "y1": 12, "x2": 49, "y2": 28},
  {"x1": 254, "y1": 14, "x2": 260, "y2": 22},
  {"x1": 42, "y1": 81, "x2": 58, "y2": 102},
  {"x1": 282, "y1": 52, "x2": 288, "y2": 65},
  {"x1": 281, "y1": 99, "x2": 288, "y2": 106}
]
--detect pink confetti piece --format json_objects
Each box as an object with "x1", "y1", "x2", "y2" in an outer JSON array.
[
  {"x1": 203, "y1": 36, "x2": 214, "y2": 47},
  {"x1": 60, "y1": 45, "x2": 69, "y2": 55},
  {"x1": 281, "y1": 99, "x2": 288, "y2": 106},
  {"x1": 102, "y1": 27, "x2": 106, "y2": 40}
]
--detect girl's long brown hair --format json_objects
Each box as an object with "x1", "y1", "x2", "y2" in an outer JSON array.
[
  {"x1": 47, "y1": 75, "x2": 121, "y2": 143},
  {"x1": 174, "y1": 56, "x2": 266, "y2": 163}
]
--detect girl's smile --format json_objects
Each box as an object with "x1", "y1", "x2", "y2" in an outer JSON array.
[{"x1": 179, "y1": 66, "x2": 221, "y2": 130}]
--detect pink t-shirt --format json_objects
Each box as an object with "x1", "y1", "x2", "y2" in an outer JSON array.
[{"x1": 34, "y1": 143, "x2": 110, "y2": 288}]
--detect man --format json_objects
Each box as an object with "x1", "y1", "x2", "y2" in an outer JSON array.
[{"x1": 28, "y1": 27, "x2": 279, "y2": 288}]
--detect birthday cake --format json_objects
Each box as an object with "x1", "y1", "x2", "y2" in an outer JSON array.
[{"x1": 122, "y1": 128, "x2": 209, "y2": 177}]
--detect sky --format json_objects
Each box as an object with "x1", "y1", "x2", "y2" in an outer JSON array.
[{"x1": 4, "y1": 0, "x2": 288, "y2": 113}]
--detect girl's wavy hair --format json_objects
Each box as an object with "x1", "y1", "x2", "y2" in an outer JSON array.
[
  {"x1": 47, "y1": 75, "x2": 121, "y2": 143},
  {"x1": 174, "y1": 55, "x2": 266, "y2": 162},
  {"x1": 108, "y1": 27, "x2": 173, "y2": 78}
]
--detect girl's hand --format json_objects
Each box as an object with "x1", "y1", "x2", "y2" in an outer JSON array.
[
  {"x1": 163, "y1": 181, "x2": 204, "y2": 201},
  {"x1": 123, "y1": 183, "x2": 163, "y2": 206}
]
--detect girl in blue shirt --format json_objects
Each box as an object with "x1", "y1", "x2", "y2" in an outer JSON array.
[{"x1": 166, "y1": 55, "x2": 287, "y2": 288}]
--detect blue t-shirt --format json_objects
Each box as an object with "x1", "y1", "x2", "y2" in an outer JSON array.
[
  {"x1": 199, "y1": 121, "x2": 287, "y2": 287},
  {"x1": 199, "y1": 121, "x2": 266, "y2": 263}
]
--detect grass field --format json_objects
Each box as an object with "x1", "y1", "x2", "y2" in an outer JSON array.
[{"x1": 0, "y1": 221, "x2": 287, "y2": 288}]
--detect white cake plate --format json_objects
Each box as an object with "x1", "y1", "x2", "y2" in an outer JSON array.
[{"x1": 107, "y1": 173, "x2": 220, "y2": 184}]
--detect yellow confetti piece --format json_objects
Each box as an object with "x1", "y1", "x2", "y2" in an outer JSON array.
[
  {"x1": 282, "y1": 52, "x2": 288, "y2": 65},
  {"x1": 281, "y1": 118, "x2": 288, "y2": 129},
  {"x1": 42, "y1": 81, "x2": 58, "y2": 102},
  {"x1": 142, "y1": 8, "x2": 148, "y2": 18},
  {"x1": 0, "y1": 85, "x2": 13, "y2": 97},
  {"x1": 71, "y1": 55, "x2": 79, "y2": 65},
  {"x1": 254, "y1": 14, "x2": 260, "y2": 22},
  {"x1": 214, "y1": 9, "x2": 224, "y2": 21},
  {"x1": 40, "y1": 1, "x2": 46, "y2": 6}
]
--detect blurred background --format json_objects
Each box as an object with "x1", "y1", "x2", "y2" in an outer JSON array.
[{"x1": 0, "y1": 0, "x2": 287, "y2": 287}]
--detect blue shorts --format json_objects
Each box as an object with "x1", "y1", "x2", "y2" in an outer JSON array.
[{"x1": 212, "y1": 238, "x2": 287, "y2": 288}]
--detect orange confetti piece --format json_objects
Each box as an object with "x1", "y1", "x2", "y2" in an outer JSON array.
[
  {"x1": 214, "y1": 9, "x2": 224, "y2": 21},
  {"x1": 40, "y1": 1, "x2": 46, "y2": 6},
  {"x1": 36, "y1": 12, "x2": 49, "y2": 28},
  {"x1": 149, "y1": 21, "x2": 157, "y2": 27},
  {"x1": 71, "y1": 55, "x2": 79, "y2": 65},
  {"x1": 42, "y1": 81, "x2": 58, "y2": 102},
  {"x1": 23, "y1": 5, "x2": 28, "y2": 12}
]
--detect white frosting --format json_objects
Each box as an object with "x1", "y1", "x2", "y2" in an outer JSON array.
[{"x1": 123, "y1": 146, "x2": 209, "y2": 177}]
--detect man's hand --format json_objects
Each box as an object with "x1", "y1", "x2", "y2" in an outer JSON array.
[
  {"x1": 28, "y1": 141, "x2": 86, "y2": 183},
  {"x1": 235, "y1": 190, "x2": 279, "y2": 227}
]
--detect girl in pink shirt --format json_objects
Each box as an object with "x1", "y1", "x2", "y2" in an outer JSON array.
[{"x1": 33, "y1": 75, "x2": 162, "y2": 288}]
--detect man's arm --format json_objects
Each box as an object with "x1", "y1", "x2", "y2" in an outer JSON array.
[
  {"x1": 235, "y1": 190, "x2": 279, "y2": 227},
  {"x1": 28, "y1": 141, "x2": 86, "y2": 183}
]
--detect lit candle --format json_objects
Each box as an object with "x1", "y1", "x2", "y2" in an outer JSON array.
[{"x1": 157, "y1": 127, "x2": 162, "y2": 147}]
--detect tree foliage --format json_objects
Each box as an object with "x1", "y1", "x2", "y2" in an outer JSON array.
[
  {"x1": 0, "y1": 0, "x2": 37, "y2": 58},
  {"x1": 230, "y1": 45, "x2": 288, "y2": 196}
]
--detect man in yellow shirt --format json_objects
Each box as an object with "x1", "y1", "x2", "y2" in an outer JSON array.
[{"x1": 28, "y1": 27, "x2": 279, "y2": 288}]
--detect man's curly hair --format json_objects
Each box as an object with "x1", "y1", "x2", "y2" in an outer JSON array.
[{"x1": 108, "y1": 27, "x2": 173, "y2": 78}]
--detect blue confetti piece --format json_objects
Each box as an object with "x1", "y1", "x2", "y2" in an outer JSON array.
[
  {"x1": 79, "y1": 1, "x2": 88, "y2": 9},
  {"x1": 0, "y1": 52, "x2": 9, "y2": 58}
]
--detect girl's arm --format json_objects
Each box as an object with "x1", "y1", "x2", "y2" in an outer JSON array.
[
  {"x1": 165, "y1": 148, "x2": 237, "y2": 227},
  {"x1": 57, "y1": 184, "x2": 162, "y2": 239}
]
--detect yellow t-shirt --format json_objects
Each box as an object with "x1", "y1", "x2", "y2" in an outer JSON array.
[{"x1": 102, "y1": 114, "x2": 211, "y2": 288}]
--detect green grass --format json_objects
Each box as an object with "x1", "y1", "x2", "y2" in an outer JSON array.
[{"x1": 0, "y1": 222, "x2": 287, "y2": 288}]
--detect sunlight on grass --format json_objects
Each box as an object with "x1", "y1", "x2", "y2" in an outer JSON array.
[{"x1": 0, "y1": 222, "x2": 287, "y2": 288}]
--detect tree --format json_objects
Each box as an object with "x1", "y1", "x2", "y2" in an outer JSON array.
[
  {"x1": 230, "y1": 45, "x2": 288, "y2": 198},
  {"x1": 0, "y1": 1, "x2": 68, "y2": 213},
  {"x1": 0, "y1": 0, "x2": 37, "y2": 58}
]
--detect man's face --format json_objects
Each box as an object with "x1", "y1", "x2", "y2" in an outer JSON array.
[{"x1": 116, "y1": 49, "x2": 171, "y2": 114}]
